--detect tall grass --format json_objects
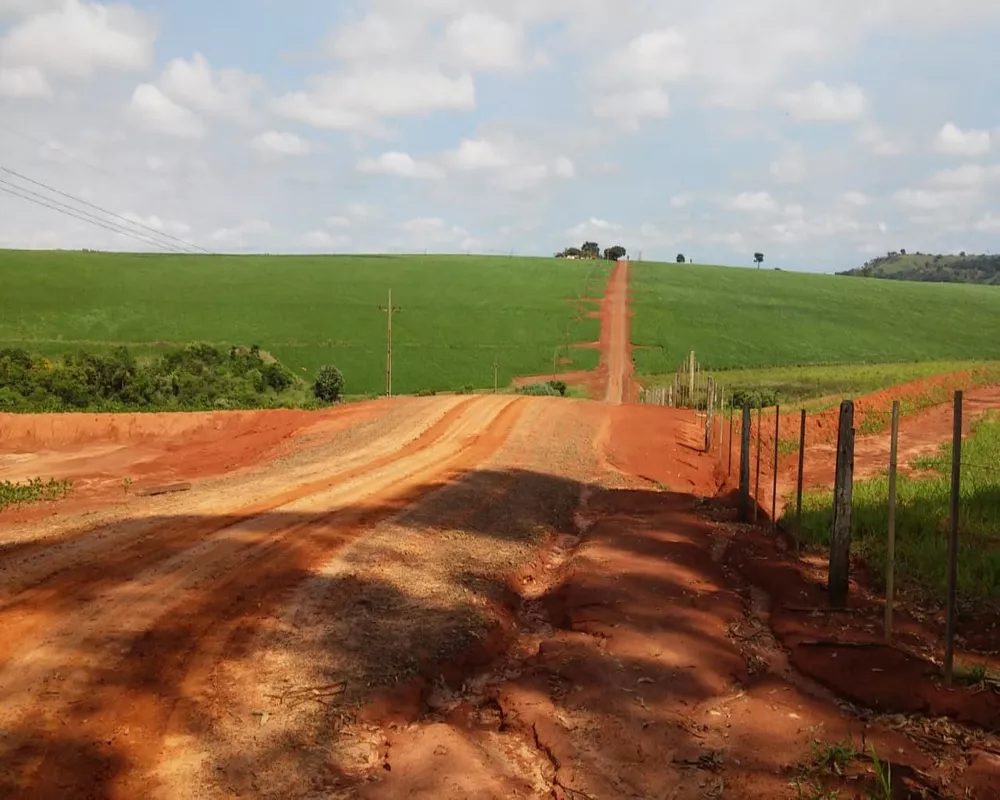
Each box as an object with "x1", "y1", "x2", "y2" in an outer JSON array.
[{"x1": 791, "y1": 415, "x2": 1000, "y2": 602}]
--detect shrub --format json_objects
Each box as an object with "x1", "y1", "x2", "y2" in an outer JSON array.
[
  {"x1": 731, "y1": 387, "x2": 778, "y2": 409},
  {"x1": 313, "y1": 365, "x2": 345, "y2": 403},
  {"x1": 547, "y1": 380, "x2": 568, "y2": 396},
  {"x1": 517, "y1": 382, "x2": 561, "y2": 397}
]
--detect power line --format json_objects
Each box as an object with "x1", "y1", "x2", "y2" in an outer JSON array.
[
  {"x1": 0, "y1": 184, "x2": 192, "y2": 254},
  {"x1": 0, "y1": 177, "x2": 193, "y2": 254},
  {"x1": 0, "y1": 165, "x2": 213, "y2": 254}
]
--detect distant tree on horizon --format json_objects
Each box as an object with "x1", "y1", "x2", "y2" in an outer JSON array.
[
  {"x1": 754, "y1": 252, "x2": 764, "y2": 270},
  {"x1": 676, "y1": 254, "x2": 686, "y2": 263}
]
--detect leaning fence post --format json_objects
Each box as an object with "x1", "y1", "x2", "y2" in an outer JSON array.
[
  {"x1": 795, "y1": 409, "x2": 806, "y2": 556},
  {"x1": 772, "y1": 405, "x2": 780, "y2": 530},
  {"x1": 885, "y1": 400, "x2": 900, "y2": 643},
  {"x1": 753, "y1": 405, "x2": 762, "y2": 523},
  {"x1": 739, "y1": 403, "x2": 751, "y2": 522},
  {"x1": 829, "y1": 400, "x2": 855, "y2": 609},
  {"x1": 944, "y1": 391, "x2": 963, "y2": 685}
]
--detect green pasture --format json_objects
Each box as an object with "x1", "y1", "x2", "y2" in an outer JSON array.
[
  {"x1": 630, "y1": 261, "x2": 1000, "y2": 376},
  {"x1": 0, "y1": 251, "x2": 608, "y2": 395}
]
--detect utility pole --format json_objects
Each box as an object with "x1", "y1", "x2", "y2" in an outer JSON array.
[
  {"x1": 493, "y1": 354, "x2": 499, "y2": 395},
  {"x1": 378, "y1": 289, "x2": 401, "y2": 397}
]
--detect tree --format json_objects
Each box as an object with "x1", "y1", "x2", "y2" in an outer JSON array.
[
  {"x1": 581, "y1": 241, "x2": 600, "y2": 259},
  {"x1": 676, "y1": 254, "x2": 686, "y2": 264},
  {"x1": 603, "y1": 245, "x2": 626, "y2": 261},
  {"x1": 313, "y1": 365, "x2": 344, "y2": 403},
  {"x1": 754, "y1": 252, "x2": 764, "y2": 269},
  {"x1": 900, "y1": 248, "x2": 907, "y2": 255}
]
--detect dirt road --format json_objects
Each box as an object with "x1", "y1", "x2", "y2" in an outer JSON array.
[
  {"x1": 2, "y1": 261, "x2": 997, "y2": 797},
  {"x1": 602, "y1": 259, "x2": 633, "y2": 405}
]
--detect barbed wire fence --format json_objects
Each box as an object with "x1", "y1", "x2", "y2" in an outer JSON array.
[{"x1": 644, "y1": 359, "x2": 999, "y2": 685}]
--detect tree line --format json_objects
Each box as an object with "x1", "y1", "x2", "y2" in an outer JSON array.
[
  {"x1": 556, "y1": 242, "x2": 627, "y2": 260},
  {"x1": 839, "y1": 252, "x2": 1000, "y2": 286}
]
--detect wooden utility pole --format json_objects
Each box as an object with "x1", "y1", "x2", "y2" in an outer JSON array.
[
  {"x1": 378, "y1": 289, "x2": 401, "y2": 397},
  {"x1": 829, "y1": 400, "x2": 855, "y2": 609}
]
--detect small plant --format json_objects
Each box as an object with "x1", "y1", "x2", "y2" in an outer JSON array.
[
  {"x1": 122, "y1": 476, "x2": 133, "y2": 495},
  {"x1": 313, "y1": 365, "x2": 345, "y2": 404},
  {"x1": 955, "y1": 662, "x2": 991, "y2": 686},
  {"x1": 811, "y1": 738, "x2": 856, "y2": 776},
  {"x1": 867, "y1": 744, "x2": 892, "y2": 800},
  {"x1": 0, "y1": 478, "x2": 72, "y2": 512}
]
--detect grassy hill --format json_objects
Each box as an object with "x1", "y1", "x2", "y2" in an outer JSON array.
[
  {"x1": 630, "y1": 261, "x2": 1000, "y2": 376},
  {"x1": 0, "y1": 250, "x2": 608, "y2": 396},
  {"x1": 838, "y1": 252, "x2": 1000, "y2": 285}
]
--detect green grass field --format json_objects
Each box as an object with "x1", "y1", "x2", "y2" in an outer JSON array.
[
  {"x1": 643, "y1": 361, "x2": 1000, "y2": 407},
  {"x1": 630, "y1": 262, "x2": 1000, "y2": 376},
  {"x1": 791, "y1": 414, "x2": 1000, "y2": 602},
  {"x1": 0, "y1": 251, "x2": 609, "y2": 396}
]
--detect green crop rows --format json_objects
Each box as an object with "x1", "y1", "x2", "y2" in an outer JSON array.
[
  {"x1": 630, "y1": 261, "x2": 1000, "y2": 376},
  {"x1": 0, "y1": 251, "x2": 610, "y2": 396}
]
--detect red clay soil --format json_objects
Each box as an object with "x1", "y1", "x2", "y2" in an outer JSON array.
[
  {"x1": 0, "y1": 401, "x2": 389, "y2": 521},
  {"x1": 365, "y1": 409, "x2": 997, "y2": 799}
]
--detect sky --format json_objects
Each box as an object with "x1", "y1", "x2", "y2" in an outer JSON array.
[{"x1": 0, "y1": 0, "x2": 998, "y2": 271}]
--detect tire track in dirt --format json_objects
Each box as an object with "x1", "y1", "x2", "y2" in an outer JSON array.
[{"x1": 0, "y1": 395, "x2": 527, "y2": 798}]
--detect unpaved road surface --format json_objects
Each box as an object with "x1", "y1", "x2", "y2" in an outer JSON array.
[{"x1": 2, "y1": 266, "x2": 998, "y2": 798}]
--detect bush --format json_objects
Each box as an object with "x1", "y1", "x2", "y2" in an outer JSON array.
[
  {"x1": 547, "y1": 380, "x2": 568, "y2": 396},
  {"x1": 731, "y1": 387, "x2": 778, "y2": 409},
  {"x1": 517, "y1": 382, "x2": 561, "y2": 397},
  {"x1": 313, "y1": 365, "x2": 345, "y2": 403}
]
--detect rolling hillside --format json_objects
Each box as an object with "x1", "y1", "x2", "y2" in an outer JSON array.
[{"x1": 838, "y1": 252, "x2": 1000, "y2": 285}]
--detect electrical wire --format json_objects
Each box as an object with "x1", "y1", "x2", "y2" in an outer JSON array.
[
  {"x1": 0, "y1": 184, "x2": 191, "y2": 254},
  {"x1": 0, "y1": 165, "x2": 213, "y2": 254}
]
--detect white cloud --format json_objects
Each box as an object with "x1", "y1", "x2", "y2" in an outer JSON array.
[
  {"x1": 568, "y1": 218, "x2": 623, "y2": 238},
  {"x1": 357, "y1": 151, "x2": 444, "y2": 179},
  {"x1": 604, "y1": 29, "x2": 690, "y2": 86},
  {"x1": 251, "y1": 131, "x2": 314, "y2": 156},
  {"x1": 973, "y1": 213, "x2": 1000, "y2": 232},
  {"x1": 893, "y1": 187, "x2": 972, "y2": 210},
  {"x1": 841, "y1": 191, "x2": 870, "y2": 206},
  {"x1": 120, "y1": 211, "x2": 191, "y2": 236},
  {"x1": 496, "y1": 163, "x2": 549, "y2": 191},
  {"x1": 326, "y1": 216, "x2": 352, "y2": 228},
  {"x1": 398, "y1": 216, "x2": 472, "y2": 249},
  {"x1": 158, "y1": 53, "x2": 263, "y2": 122},
  {"x1": 126, "y1": 84, "x2": 205, "y2": 139},
  {"x1": 444, "y1": 138, "x2": 511, "y2": 171},
  {"x1": 769, "y1": 143, "x2": 807, "y2": 183},
  {"x1": 779, "y1": 81, "x2": 867, "y2": 122},
  {"x1": 553, "y1": 156, "x2": 575, "y2": 178},
  {"x1": 857, "y1": 123, "x2": 905, "y2": 156},
  {"x1": 593, "y1": 87, "x2": 670, "y2": 130},
  {"x1": 274, "y1": 68, "x2": 475, "y2": 133},
  {"x1": 0, "y1": 64, "x2": 50, "y2": 97},
  {"x1": 671, "y1": 193, "x2": 692, "y2": 208},
  {"x1": 208, "y1": 219, "x2": 271, "y2": 248},
  {"x1": 934, "y1": 122, "x2": 992, "y2": 156},
  {"x1": 298, "y1": 230, "x2": 349, "y2": 249},
  {"x1": 0, "y1": 0, "x2": 153, "y2": 78},
  {"x1": 728, "y1": 191, "x2": 778, "y2": 212},
  {"x1": 443, "y1": 12, "x2": 528, "y2": 73},
  {"x1": 929, "y1": 162, "x2": 1000, "y2": 189}
]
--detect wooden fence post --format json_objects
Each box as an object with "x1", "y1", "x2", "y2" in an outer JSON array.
[
  {"x1": 718, "y1": 388, "x2": 725, "y2": 461},
  {"x1": 728, "y1": 402, "x2": 735, "y2": 476},
  {"x1": 829, "y1": 400, "x2": 855, "y2": 609},
  {"x1": 739, "y1": 403, "x2": 751, "y2": 522},
  {"x1": 944, "y1": 391, "x2": 963, "y2": 685},
  {"x1": 795, "y1": 409, "x2": 806, "y2": 557},
  {"x1": 753, "y1": 406, "x2": 762, "y2": 523},
  {"x1": 772, "y1": 405, "x2": 780, "y2": 530},
  {"x1": 705, "y1": 377, "x2": 714, "y2": 452},
  {"x1": 885, "y1": 400, "x2": 900, "y2": 643},
  {"x1": 689, "y1": 351, "x2": 695, "y2": 407}
]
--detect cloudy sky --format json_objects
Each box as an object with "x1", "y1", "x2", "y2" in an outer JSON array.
[{"x1": 1, "y1": 0, "x2": 998, "y2": 270}]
